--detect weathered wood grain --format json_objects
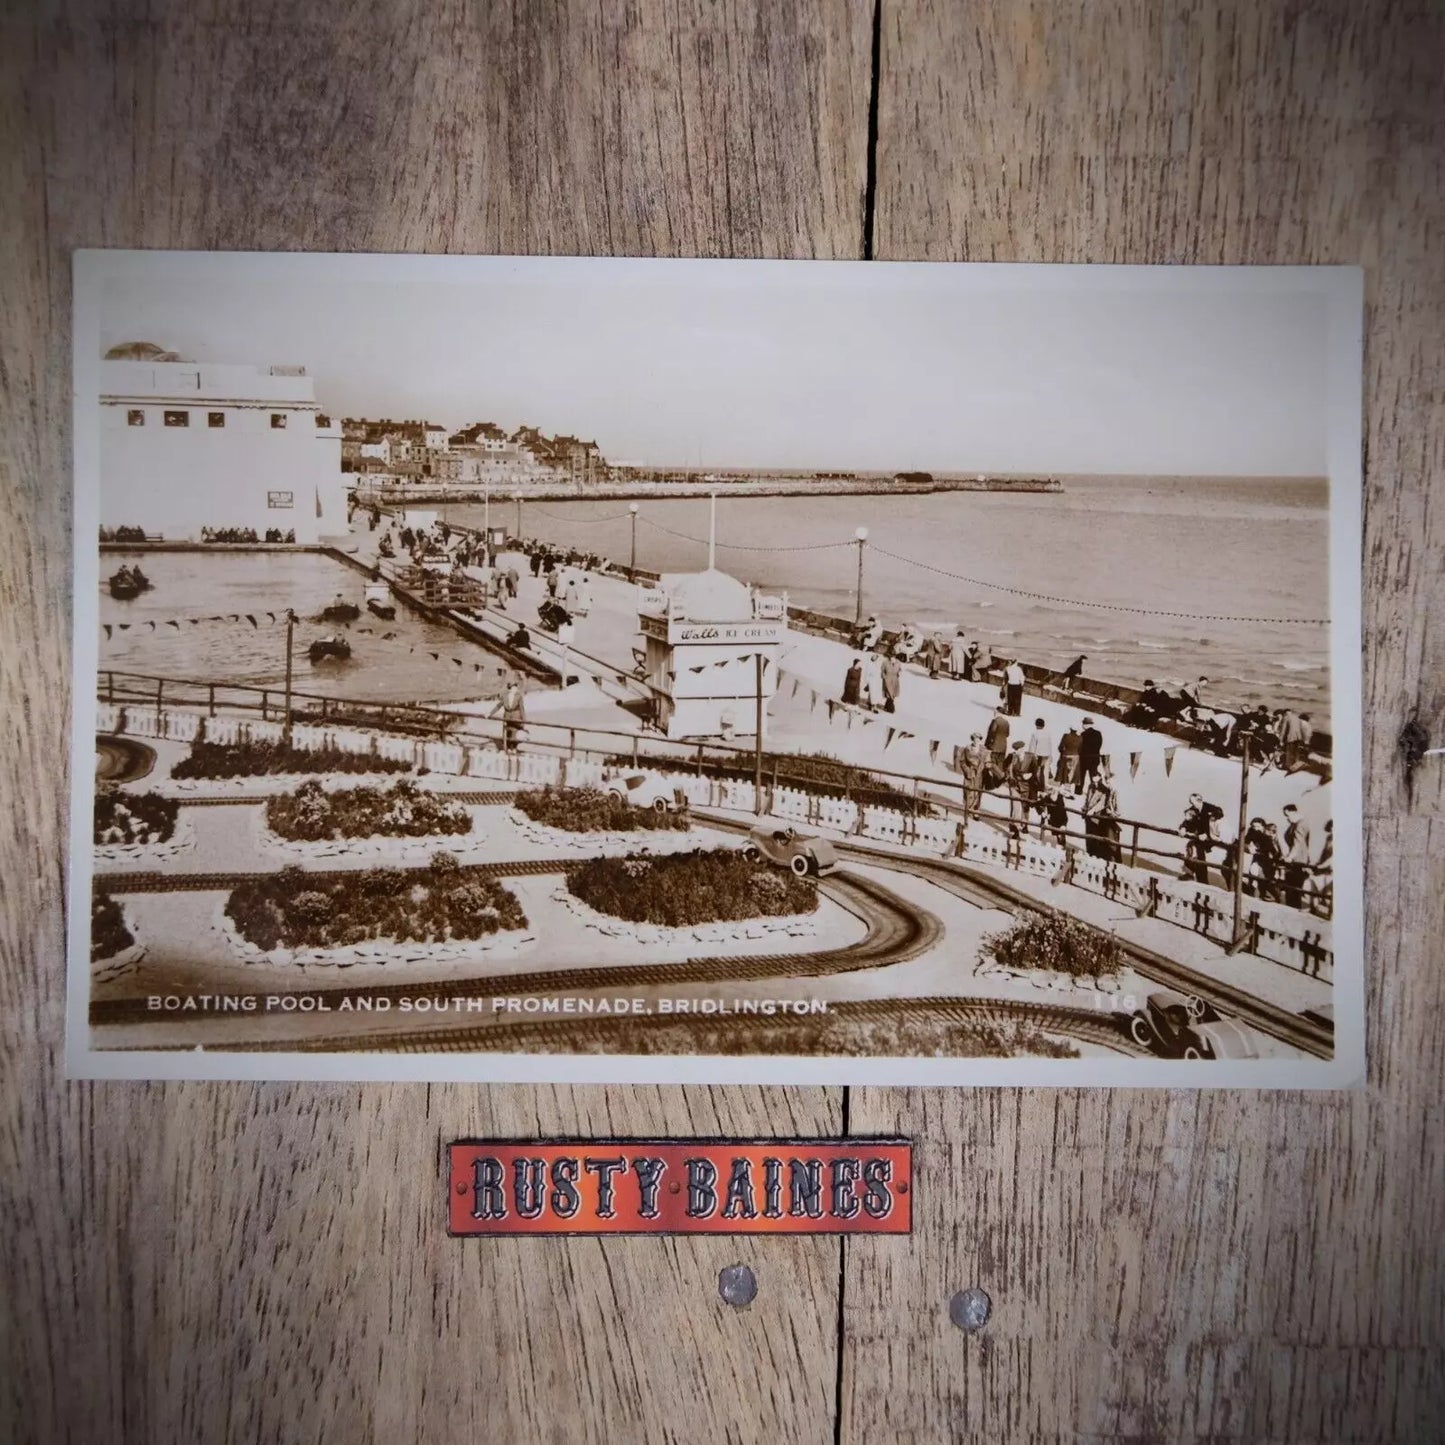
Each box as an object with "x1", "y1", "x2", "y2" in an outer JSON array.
[
  {"x1": 845, "y1": 3, "x2": 1445, "y2": 1440},
  {"x1": 0, "y1": 4, "x2": 872, "y2": 1443}
]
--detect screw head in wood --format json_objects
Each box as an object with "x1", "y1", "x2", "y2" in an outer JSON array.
[
  {"x1": 718, "y1": 1264, "x2": 758, "y2": 1308},
  {"x1": 949, "y1": 1287, "x2": 991, "y2": 1332}
]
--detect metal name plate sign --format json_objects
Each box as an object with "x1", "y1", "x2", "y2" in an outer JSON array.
[{"x1": 447, "y1": 1139, "x2": 913, "y2": 1236}]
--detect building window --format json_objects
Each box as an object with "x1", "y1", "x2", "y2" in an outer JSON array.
[
  {"x1": 127, "y1": 410, "x2": 145, "y2": 427},
  {"x1": 208, "y1": 412, "x2": 226, "y2": 428},
  {"x1": 163, "y1": 410, "x2": 189, "y2": 427},
  {"x1": 316, "y1": 414, "x2": 331, "y2": 428},
  {"x1": 270, "y1": 413, "x2": 287, "y2": 429}
]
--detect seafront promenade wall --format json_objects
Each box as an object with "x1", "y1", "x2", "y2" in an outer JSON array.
[{"x1": 95, "y1": 702, "x2": 1333, "y2": 979}]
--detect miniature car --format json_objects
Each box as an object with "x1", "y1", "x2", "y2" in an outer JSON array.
[
  {"x1": 1127, "y1": 989, "x2": 1261, "y2": 1060},
  {"x1": 742, "y1": 824, "x2": 839, "y2": 878},
  {"x1": 604, "y1": 771, "x2": 687, "y2": 814}
]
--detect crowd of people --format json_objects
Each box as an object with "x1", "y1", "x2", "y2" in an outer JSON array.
[
  {"x1": 850, "y1": 611, "x2": 1321, "y2": 771},
  {"x1": 1180, "y1": 794, "x2": 1333, "y2": 915},
  {"x1": 98, "y1": 524, "x2": 148, "y2": 543},
  {"x1": 947, "y1": 714, "x2": 1121, "y2": 858},
  {"x1": 936, "y1": 707, "x2": 1332, "y2": 917}
]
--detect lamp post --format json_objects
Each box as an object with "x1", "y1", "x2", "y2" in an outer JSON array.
[
  {"x1": 754, "y1": 651, "x2": 765, "y2": 814},
  {"x1": 483, "y1": 487, "x2": 490, "y2": 539},
  {"x1": 854, "y1": 526, "x2": 868, "y2": 626},
  {"x1": 629, "y1": 502, "x2": 639, "y2": 580},
  {"x1": 515, "y1": 494, "x2": 522, "y2": 541}
]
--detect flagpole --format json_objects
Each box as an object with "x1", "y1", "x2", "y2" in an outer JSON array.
[
  {"x1": 629, "y1": 502, "x2": 639, "y2": 580},
  {"x1": 708, "y1": 491, "x2": 717, "y2": 570}
]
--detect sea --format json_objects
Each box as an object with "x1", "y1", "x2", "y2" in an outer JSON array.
[
  {"x1": 450, "y1": 474, "x2": 1332, "y2": 720},
  {"x1": 94, "y1": 476, "x2": 1331, "y2": 722}
]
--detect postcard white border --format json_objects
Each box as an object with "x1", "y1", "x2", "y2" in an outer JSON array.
[{"x1": 65, "y1": 252, "x2": 1366, "y2": 1088}]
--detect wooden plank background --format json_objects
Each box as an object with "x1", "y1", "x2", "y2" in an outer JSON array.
[{"x1": 2, "y1": 2, "x2": 1440, "y2": 1441}]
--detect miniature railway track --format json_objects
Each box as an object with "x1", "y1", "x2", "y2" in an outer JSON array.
[
  {"x1": 694, "y1": 812, "x2": 1333, "y2": 1060},
  {"x1": 89, "y1": 870, "x2": 938, "y2": 1027},
  {"x1": 96, "y1": 855, "x2": 573, "y2": 893},
  {"x1": 167, "y1": 995, "x2": 1147, "y2": 1057}
]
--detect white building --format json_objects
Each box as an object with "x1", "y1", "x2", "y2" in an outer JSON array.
[
  {"x1": 423, "y1": 425, "x2": 449, "y2": 451},
  {"x1": 639, "y1": 569, "x2": 786, "y2": 739},
  {"x1": 99, "y1": 355, "x2": 346, "y2": 542}
]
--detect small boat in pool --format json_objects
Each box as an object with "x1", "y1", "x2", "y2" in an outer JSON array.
[
  {"x1": 364, "y1": 581, "x2": 396, "y2": 620},
  {"x1": 107, "y1": 565, "x2": 152, "y2": 601},
  {"x1": 308, "y1": 635, "x2": 352, "y2": 664}
]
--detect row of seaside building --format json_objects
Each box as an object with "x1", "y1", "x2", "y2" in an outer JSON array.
[{"x1": 97, "y1": 344, "x2": 611, "y2": 546}]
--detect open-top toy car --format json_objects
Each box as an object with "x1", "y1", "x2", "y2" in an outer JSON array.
[
  {"x1": 742, "y1": 823, "x2": 839, "y2": 878},
  {"x1": 603, "y1": 771, "x2": 687, "y2": 814},
  {"x1": 1128, "y1": 989, "x2": 1261, "y2": 1060}
]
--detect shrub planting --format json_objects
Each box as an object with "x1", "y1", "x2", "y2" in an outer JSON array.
[
  {"x1": 515, "y1": 785, "x2": 689, "y2": 834},
  {"x1": 567, "y1": 850, "x2": 816, "y2": 928},
  {"x1": 604, "y1": 748, "x2": 923, "y2": 813},
  {"x1": 94, "y1": 789, "x2": 179, "y2": 845},
  {"x1": 173, "y1": 738, "x2": 412, "y2": 779},
  {"x1": 266, "y1": 779, "x2": 471, "y2": 841},
  {"x1": 91, "y1": 893, "x2": 134, "y2": 961},
  {"x1": 525, "y1": 1013, "x2": 1078, "y2": 1060},
  {"x1": 225, "y1": 853, "x2": 526, "y2": 952},
  {"x1": 980, "y1": 909, "x2": 1123, "y2": 979}
]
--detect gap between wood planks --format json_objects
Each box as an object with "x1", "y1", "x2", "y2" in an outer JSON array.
[{"x1": 834, "y1": 5, "x2": 883, "y2": 1436}]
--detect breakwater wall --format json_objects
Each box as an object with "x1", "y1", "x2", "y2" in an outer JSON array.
[{"x1": 353, "y1": 476, "x2": 1064, "y2": 504}]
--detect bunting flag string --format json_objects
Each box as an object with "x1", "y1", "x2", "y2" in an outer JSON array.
[
  {"x1": 928, "y1": 739, "x2": 941, "y2": 763},
  {"x1": 1129, "y1": 751, "x2": 1142, "y2": 779},
  {"x1": 101, "y1": 605, "x2": 519, "y2": 685},
  {"x1": 1163, "y1": 746, "x2": 1178, "y2": 777}
]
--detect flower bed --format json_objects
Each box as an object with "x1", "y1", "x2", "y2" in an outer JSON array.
[
  {"x1": 514, "y1": 785, "x2": 689, "y2": 834},
  {"x1": 980, "y1": 910, "x2": 1123, "y2": 980},
  {"x1": 92, "y1": 893, "x2": 134, "y2": 962},
  {"x1": 94, "y1": 789, "x2": 179, "y2": 845},
  {"x1": 266, "y1": 779, "x2": 470, "y2": 842},
  {"x1": 173, "y1": 738, "x2": 412, "y2": 780},
  {"x1": 606, "y1": 748, "x2": 925, "y2": 813},
  {"x1": 567, "y1": 850, "x2": 816, "y2": 928},
  {"x1": 224, "y1": 853, "x2": 527, "y2": 952}
]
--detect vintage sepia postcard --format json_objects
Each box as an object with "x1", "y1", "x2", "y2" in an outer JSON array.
[{"x1": 68, "y1": 251, "x2": 1364, "y2": 1085}]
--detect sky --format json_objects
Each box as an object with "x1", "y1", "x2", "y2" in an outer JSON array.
[{"x1": 94, "y1": 253, "x2": 1342, "y2": 475}]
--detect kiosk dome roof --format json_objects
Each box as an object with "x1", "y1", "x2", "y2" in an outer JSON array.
[{"x1": 662, "y1": 568, "x2": 752, "y2": 621}]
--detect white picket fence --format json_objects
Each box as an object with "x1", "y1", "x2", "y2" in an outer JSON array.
[{"x1": 96, "y1": 702, "x2": 1333, "y2": 976}]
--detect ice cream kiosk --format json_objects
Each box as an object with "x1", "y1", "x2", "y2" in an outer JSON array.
[{"x1": 638, "y1": 568, "x2": 787, "y2": 740}]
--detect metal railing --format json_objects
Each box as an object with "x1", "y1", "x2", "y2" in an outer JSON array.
[{"x1": 98, "y1": 668, "x2": 1263, "y2": 890}]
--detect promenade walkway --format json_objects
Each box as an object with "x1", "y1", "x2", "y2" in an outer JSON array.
[{"x1": 332, "y1": 517, "x2": 1333, "y2": 867}]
